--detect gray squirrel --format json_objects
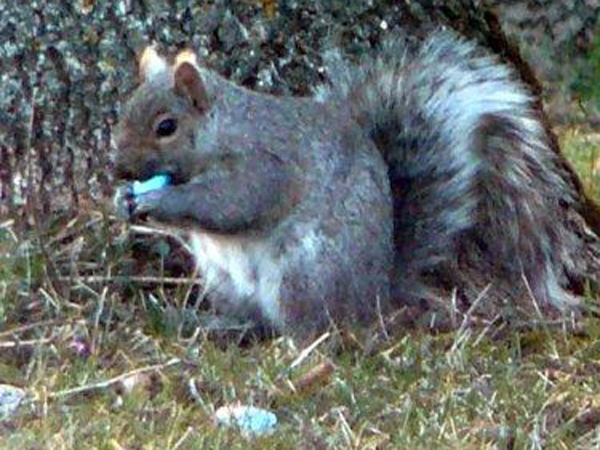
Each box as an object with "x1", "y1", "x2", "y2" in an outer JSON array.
[{"x1": 113, "y1": 31, "x2": 579, "y2": 338}]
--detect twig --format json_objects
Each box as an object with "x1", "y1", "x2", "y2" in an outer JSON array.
[
  {"x1": 171, "y1": 426, "x2": 194, "y2": 450},
  {"x1": 522, "y1": 273, "x2": 560, "y2": 358},
  {"x1": 449, "y1": 288, "x2": 458, "y2": 329},
  {"x1": 289, "y1": 332, "x2": 330, "y2": 370},
  {"x1": 60, "y1": 275, "x2": 202, "y2": 286},
  {"x1": 522, "y1": 273, "x2": 544, "y2": 319},
  {"x1": 450, "y1": 283, "x2": 491, "y2": 352},
  {"x1": 0, "y1": 337, "x2": 54, "y2": 348},
  {"x1": 129, "y1": 224, "x2": 173, "y2": 236},
  {"x1": 180, "y1": 266, "x2": 202, "y2": 310},
  {"x1": 44, "y1": 358, "x2": 181, "y2": 400},
  {"x1": 91, "y1": 284, "x2": 109, "y2": 355},
  {"x1": 0, "y1": 220, "x2": 17, "y2": 242},
  {"x1": 375, "y1": 295, "x2": 389, "y2": 340},
  {"x1": 46, "y1": 215, "x2": 103, "y2": 247},
  {"x1": 293, "y1": 361, "x2": 335, "y2": 392},
  {"x1": 0, "y1": 319, "x2": 64, "y2": 338},
  {"x1": 472, "y1": 314, "x2": 501, "y2": 347},
  {"x1": 38, "y1": 287, "x2": 61, "y2": 313}
]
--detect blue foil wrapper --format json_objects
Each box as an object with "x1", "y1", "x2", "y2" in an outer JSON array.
[{"x1": 132, "y1": 174, "x2": 171, "y2": 196}]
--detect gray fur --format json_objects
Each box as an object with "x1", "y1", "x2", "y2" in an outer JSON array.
[
  {"x1": 114, "y1": 31, "x2": 578, "y2": 338},
  {"x1": 319, "y1": 31, "x2": 576, "y2": 310}
]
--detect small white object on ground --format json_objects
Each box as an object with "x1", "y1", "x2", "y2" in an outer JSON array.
[
  {"x1": 215, "y1": 404, "x2": 278, "y2": 437},
  {"x1": 132, "y1": 174, "x2": 171, "y2": 196},
  {"x1": 0, "y1": 384, "x2": 26, "y2": 419}
]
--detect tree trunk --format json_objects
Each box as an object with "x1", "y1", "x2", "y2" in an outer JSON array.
[
  {"x1": 489, "y1": 0, "x2": 600, "y2": 124},
  {"x1": 1, "y1": 0, "x2": 598, "y2": 289}
]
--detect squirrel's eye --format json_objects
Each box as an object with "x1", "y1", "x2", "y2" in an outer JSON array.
[{"x1": 155, "y1": 118, "x2": 178, "y2": 138}]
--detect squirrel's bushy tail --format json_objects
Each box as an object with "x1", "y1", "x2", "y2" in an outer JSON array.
[{"x1": 319, "y1": 31, "x2": 577, "y2": 313}]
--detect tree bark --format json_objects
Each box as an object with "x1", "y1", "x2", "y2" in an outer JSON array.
[
  {"x1": 489, "y1": 0, "x2": 600, "y2": 124},
  {"x1": 0, "y1": 0, "x2": 598, "y2": 286}
]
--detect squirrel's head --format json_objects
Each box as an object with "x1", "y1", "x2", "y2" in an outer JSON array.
[{"x1": 113, "y1": 46, "x2": 211, "y2": 183}]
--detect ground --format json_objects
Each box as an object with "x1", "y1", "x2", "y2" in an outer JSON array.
[{"x1": 0, "y1": 130, "x2": 599, "y2": 448}]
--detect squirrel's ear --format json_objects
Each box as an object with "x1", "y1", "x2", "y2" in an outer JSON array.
[
  {"x1": 139, "y1": 45, "x2": 168, "y2": 83},
  {"x1": 174, "y1": 54, "x2": 209, "y2": 113}
]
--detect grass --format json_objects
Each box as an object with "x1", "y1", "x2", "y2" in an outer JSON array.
[
  {"x1": 560, "y1": 128, "x2": 600, "y2": 201},
  {"x1": 0, "y1": 130, "x2": 599, "y2": 449}
]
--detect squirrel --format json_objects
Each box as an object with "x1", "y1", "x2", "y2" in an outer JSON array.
[{"x1": 113, "y1": 31, "x2": 580, "y2": 338}]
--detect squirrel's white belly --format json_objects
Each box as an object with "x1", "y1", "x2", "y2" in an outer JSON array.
[{"x1": 188, "y1": 231, "x2": 285, "y2": 329}]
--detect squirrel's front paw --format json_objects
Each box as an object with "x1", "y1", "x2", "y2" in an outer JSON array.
[
  {"x1": 113, "y1": 185, "x2": 135, "y2": 220},
  {"x1": 114, "y1": 175, "x2": 172, "y2": 221},
  {"x1": 113, "y1": 186, "x2": 166, "y2": 220},
  {"x1": 132, "y1": 189, "x2": 165, "y2": 216}
]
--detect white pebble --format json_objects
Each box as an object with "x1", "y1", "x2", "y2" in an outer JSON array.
[
  {"x1": 0, "y1": 384, "x2": 25, "y2": 419},
  {"x1": 215, "y1": 404, "x2": 278, "y2": 437}
]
